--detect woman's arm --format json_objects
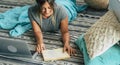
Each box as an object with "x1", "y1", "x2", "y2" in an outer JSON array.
[
  {"x1": 60, "y1": 16, "x2": 70, "y2": 45},
  {"x1": 60, "y1": 16, "x2": 76, "y2": 55},
  {"x1": 31, "y1": 20, "x2": 45, "y2": 53}
]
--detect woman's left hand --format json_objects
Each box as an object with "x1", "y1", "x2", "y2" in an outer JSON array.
[{"x1": 63, "y1": 44, "x2": 76, "y2": 56}]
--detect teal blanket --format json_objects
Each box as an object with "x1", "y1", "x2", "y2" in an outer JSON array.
[
  {"x1": 55, "y1": 0, "x2": 87, "y2": 21},
  {"x1": 0, "y1": 0, "x2": 87, "y2": 37},
  {"x1": 75, "y1": 34, "x2": 120, "y2": 65},
  {"x1": 0, "y1": 6, "x2": 31, "y2": 37}
]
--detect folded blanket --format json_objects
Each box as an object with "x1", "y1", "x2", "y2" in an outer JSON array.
[{"x1": 0, "y1": 0, "x2": 87, "y2": 37}]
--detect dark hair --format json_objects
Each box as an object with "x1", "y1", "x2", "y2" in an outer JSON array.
[{"x1": 36, "y1": 0, "x2": 55, "y2": 13}]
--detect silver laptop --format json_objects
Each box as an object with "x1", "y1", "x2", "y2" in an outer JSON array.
[{"x1": 0, "y1": 37, "x2": 32, "y2": 58}]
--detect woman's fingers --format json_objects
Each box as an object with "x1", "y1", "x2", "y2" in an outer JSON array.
[
  {"x1": 70, "y1": 48, "x2": 73, "y2": 56},
  {"x1": 67, "y1": 48, "x2": 70, "y2": 55},
  {"x1": 64, "y1": 47, "x2": 72, "y2": 55},
  {"x1": 41, "y1": 46, "x2": 45, "y2": 53},
  {"x1": 71, "y1": 49, "x2": 76, "y2": 56},
  {"x1": 64, "y1": 47, "x2": 76, "y2": 56},
  {"x1": 36, "y1": 44, "x2": 45, "y2": 53},
  {"x1": 63, "y1": 46, "x2": 66, "y2": 53},
  {"x1": 36, "y1": 47, "x2": 40, "y2": 53}
]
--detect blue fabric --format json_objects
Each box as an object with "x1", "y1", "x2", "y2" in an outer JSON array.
[
  {"x1": 0, "y1": 5, "x2": 32, "y2": 37},
  {"x1": 75, "y1": 34, "x2": 120, "y2": 65},
  {"x1": 70, "y1": 0, "x2": 76, "y2": 4},
  {"x1": 55, "y1": 0, "x2": 87, "y2": 22},
  {"x1": 0, "y1": 0, "x2": 87, "y2": 37}
]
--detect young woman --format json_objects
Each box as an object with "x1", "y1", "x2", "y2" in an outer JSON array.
[{"x1": 28, "y1": 0, "x2": 76, "y2": 55}]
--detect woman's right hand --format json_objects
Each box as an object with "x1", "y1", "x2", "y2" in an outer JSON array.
[{"x1": 36, "y1": 43, "x2": 45, "y2": 53}]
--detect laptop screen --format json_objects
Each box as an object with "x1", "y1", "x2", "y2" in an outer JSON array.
[{"x1": 0, "y1": 37, "x2": 32, "y2": 58}]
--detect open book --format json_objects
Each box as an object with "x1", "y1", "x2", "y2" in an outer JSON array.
[{"x1": 42, "y1": 48, "x2": 70, "y2": 61}]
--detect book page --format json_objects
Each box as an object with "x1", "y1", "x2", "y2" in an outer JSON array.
[{"x1": 42, "y1": 48, "x2": 70, "y2": 61}]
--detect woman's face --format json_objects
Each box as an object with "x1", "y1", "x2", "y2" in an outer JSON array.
[{"x1": 41, "y1": 2, "x2": 53, "y2": 18}]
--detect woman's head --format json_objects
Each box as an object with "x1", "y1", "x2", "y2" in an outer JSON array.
[{"x1": 36, "y1": 0, "x2": 55, "y2": 18}]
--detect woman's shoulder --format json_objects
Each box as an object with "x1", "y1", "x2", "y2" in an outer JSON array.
[
  {"x1": 54, "y1": 3, "x2": 66, "y2": 12},
  {"x1": 54, "y1": 3, "x2": 67, "y2": 21},
  {"x1": 54, "y1": 3, "x2": 67, "y2": 16}
]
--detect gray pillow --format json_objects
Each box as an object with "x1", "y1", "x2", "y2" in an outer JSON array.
[{"x1": 109, "y1": 0, "x2": 120, "y2": 22}]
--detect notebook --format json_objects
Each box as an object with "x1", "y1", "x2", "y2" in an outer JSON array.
[{"x1": 42, "y1": 48, "x2": 70, "y2": 61}]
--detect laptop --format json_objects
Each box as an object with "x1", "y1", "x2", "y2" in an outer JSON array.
[
  {"x1": 0, "y1": 37, "x2": 32, "y2": 58},
  {"x1": 109, "y1": 0, "x2": 120, "y2": 22},
  {"x1": 0, "y1": 37, "x2": 42, "y2": 64}
]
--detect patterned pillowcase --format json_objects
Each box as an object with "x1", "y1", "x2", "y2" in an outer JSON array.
[{"x1": 84, "y1": 11, "x2": 120, "y2": 59}]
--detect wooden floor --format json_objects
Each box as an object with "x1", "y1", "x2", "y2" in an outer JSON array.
[{"x1": 0, "y1": 0, "x2": 107, "y2": 65}]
